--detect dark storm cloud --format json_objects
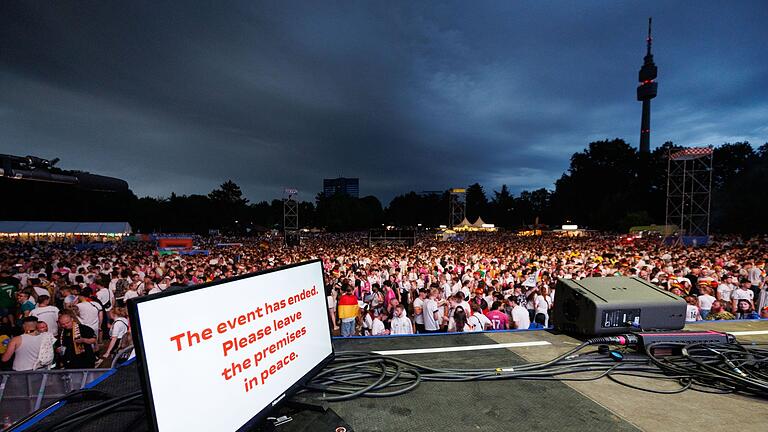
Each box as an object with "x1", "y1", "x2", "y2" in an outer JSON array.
[{"x1": 1, "y1": 1, "x2": 766, "y2": 203}]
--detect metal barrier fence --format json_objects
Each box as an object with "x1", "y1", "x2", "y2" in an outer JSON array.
[{"x1": 0, "y1": 368, "x2": 111, "y2": 425}]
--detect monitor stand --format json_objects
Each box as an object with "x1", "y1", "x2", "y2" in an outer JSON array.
[{"x1": 255, "y1": 400, "x2": 353, "y2": 432}]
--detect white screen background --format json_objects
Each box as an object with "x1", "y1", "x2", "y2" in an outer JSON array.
[{"x1": 135, "y1": 261, "x2": 332, "y2": 431}]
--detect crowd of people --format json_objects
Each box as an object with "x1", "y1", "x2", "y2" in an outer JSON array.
[
  {"x1": 0, "y1": 232, "x2": 766, "y2": 370},
  {"x1": 323, "y1": 233, "x2": 767, "y2": 335}
]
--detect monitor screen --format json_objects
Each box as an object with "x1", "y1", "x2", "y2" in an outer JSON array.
[{"x1": 128, "y1": 260, "x2": 333, "y2": 431}]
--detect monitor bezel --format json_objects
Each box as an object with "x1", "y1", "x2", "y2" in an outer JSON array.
[{"x1": 127, "y1": 259, "x2": 334, "y2": 432}]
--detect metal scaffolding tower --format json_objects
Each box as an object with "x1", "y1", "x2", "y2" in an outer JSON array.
[
  {"x1": 283, "y1": 188, "x2": 300, "y2": 246},
  {"x1": 664, "y1": 147, "x2": 713, "y2": 245},
  {"x1": 449, "y1": 188, "x2": 466, "y2": 228}
]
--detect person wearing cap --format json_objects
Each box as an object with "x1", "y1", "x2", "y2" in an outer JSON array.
[{"x1": 1, "y1": 316, "x2": 45, "y2": 371}]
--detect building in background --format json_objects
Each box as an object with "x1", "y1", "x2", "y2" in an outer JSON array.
[
  {"x1": 0, "y1": 154, "x2": 132, "y2": 221},
  {"x1": 323, "y1": 177, "x2": 359, "y2": 198}
]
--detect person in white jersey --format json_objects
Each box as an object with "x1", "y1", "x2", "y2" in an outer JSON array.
[
  {"x1": 390, "y1": 304, "x2": 414, "y2": 335},
  {"x1": 30, "y1": 295, "x2": 59, "y2": 335},
  {"x1": 507, "y1": 296, "x2": 531, "y2": 329},
  {"x1": 75, "y1": 288, "x2": 103, "y2": 340},
  {"x1": 412, "y1": 289, "x2": 426, "y2": 333}
]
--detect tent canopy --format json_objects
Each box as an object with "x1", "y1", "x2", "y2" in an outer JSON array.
[
  {"x1": 0, "y1": 221, "x2": 132, "y2": 235},
  {"x1": 456, "y1": 218, "x2": 472, "y2": 227},
  {"x1": 473, "y1": 217, "x2": 487, "y2": 227}
]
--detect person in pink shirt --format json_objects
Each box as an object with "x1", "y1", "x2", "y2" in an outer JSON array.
[
  {"x1": 383, "y1": 280, "x2": 397, "y2": 308},
  {"x1": 484, "y1": 301, "x2": 509, "y2": 330}
]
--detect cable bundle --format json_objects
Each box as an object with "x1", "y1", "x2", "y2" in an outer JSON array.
[
  {"x1": 302, "y1": 340, "x2": 768, "y2": 401},
  {"x1": 18, "y1": 339, "x2": 768, "y2": 431},
  {"x1": 645, "y1": 342, "x2": 768, "y2": 397}
]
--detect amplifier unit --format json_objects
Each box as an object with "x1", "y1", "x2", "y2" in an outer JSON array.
[{"x1": 552, "y1": 276, "x2": 687, "y2": 336}]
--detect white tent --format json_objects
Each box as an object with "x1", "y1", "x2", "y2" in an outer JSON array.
[
  {"x1": 473, "y1": 217, "x2": 487, "y2": 228},
  {"x1": 455, "y1": 218, "x2": 472, "y2": 228}
]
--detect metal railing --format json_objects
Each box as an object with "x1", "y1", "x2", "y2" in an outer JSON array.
[{"x1": 0, "y1": 368, "x2": 112, "y2": 424}]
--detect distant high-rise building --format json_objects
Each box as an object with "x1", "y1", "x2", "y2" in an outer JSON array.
[
  {"x1": 637, "y1": 17, "x2": 658, "y2": 154},
  {"x1": 323, "y1": 177, "x2": 359, "y2": 198},
  {"x1": 419, "y1": 190, "x2": 443, "y2": 196}
]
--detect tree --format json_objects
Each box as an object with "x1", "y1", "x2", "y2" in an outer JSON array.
[
  {"x1": 490, "y1": 185, "x2": 515, "y2": 227},
  {"x1": 549, "y1": 139, "x2": 640, "y2": 230},
  {"x1": 298, "y1": 201, "x2": 317, "y2": 228},
  {"x1": 713, "y1": 142, "x2": 767, "y2": 235},
  {"x1": 208, "y1": 180, "x2": 248, "y2": 206},
  {"x1": 208, "y1": 180, "x2": 249, "y2": 231},
  {"x1": 315, "y1": 193, "x2": 384, "y2": 231},
  {"x1": 516, "y1": 188, "x2": 552, "y2": 227},
  {"x1": 385, "y1": 191, "x2": 448, "y2": 227},
  {"x1": 465, "y1": 183, "x2": 489, "y2": 222},
  {"x1": 712, "y1": 142, "x2": 755, "y2": 190}
]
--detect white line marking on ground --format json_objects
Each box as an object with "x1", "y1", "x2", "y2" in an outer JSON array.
[
  {"x1": 372, "y1": 341, "x2": 551, "y2": 356},
  {"x1": 730, "y1": 330, "x2": 768, "y2": 336}
]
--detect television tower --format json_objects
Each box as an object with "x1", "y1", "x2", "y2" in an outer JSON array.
[{"x1": 637, "y1": 17, "x2": 658, "y2": 154}]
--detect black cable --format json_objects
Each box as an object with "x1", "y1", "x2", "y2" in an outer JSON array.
[
  {"x1": 24, "y1": 338, "x2": 768, "y2": 431},
  {"x1": 606, "y1": 373, "x2": 692, "y2": 394},
  {"x1": 644, "y1": 341, "x2": 768, "y2": 397},
  {"x1": 304, "y1": 338, "x2": 768, "y2": 402}
]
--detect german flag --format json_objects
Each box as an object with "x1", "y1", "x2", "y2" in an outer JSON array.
[{"x1": 337, "y1": 294, "x2": 360, "y2": 320}]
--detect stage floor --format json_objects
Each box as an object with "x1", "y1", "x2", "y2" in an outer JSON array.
[
  {"x1": 325, "y1": 320, "x2": 768, "y2": 432},
  {"x1": 23, "y1": 320, "x2": 768, "y2": 432}
]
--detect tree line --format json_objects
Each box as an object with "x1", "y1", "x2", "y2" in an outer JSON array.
[{"x1": 3, "y1": 139, "x2": 765, "y2": 235}]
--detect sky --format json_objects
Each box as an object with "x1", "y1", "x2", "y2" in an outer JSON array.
[{"x1": 1, "y1": 1, "x2": 767, "y2": 204}]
